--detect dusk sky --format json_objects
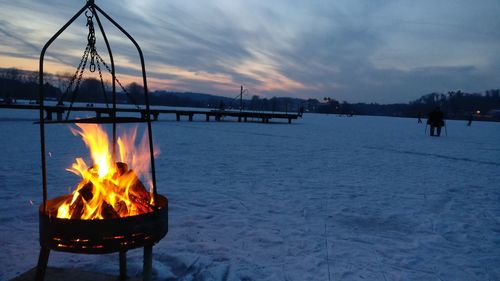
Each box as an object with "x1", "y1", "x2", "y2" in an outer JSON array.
[{"x1": 0, "y1": 0, "x2": 499, "y2": 103}]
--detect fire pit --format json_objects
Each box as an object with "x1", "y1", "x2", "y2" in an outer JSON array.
[
  {"x1": 36, "y1": 1, "x2": 168, "y2": 280},
  {"x1": 40, "y1": 193, "x2": 168, "y2": 253}
]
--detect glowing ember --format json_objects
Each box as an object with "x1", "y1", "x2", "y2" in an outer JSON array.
[{"x1": 54, "y1": 124, "x2": 158, "y2": 220}]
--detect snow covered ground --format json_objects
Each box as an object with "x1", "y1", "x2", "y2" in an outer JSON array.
[{"x1": 0, "y1": 108, "x2": 499, "y2": 281}]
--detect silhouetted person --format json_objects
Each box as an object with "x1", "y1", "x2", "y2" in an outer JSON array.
[
  {"x1": 417, "y1": 112, "x2": 422, "y2": 123},
  {"x1": 427, "y1": 107, "x2": 445, "y2": 136},
  {"x1": 467, "y1": 114, "x2": 473, "y2": 126}
]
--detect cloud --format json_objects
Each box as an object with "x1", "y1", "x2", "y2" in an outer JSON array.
[{"x1": 0, "y1": 0, "x2": 499, "y2": 103}]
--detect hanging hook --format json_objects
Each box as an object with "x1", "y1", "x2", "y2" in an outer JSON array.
[
  {"x1": 89, "y1": 59, "x2": 96, "y2": 72},
  {"x1": 85, "y1": 10, "x2": 94, "y2": 19}
]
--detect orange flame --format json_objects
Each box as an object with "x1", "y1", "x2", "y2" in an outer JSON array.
[{"x1": 55, "y1": 124, "x2": 159, "y2": 220}]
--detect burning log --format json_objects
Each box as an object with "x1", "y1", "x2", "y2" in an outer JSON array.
[
  {"x1": 115, "y1": 162, "x2": 151, "y2": 203},
  {"x1": 115, "y1": 162, "x2": 128, "y2": 178},
  {"x1": 101, "y1": 200, "x2": 119, "y2": 219},
  {"x1": 52, "y1": 124, "x2": 158, "y2": 220},
  {"x1": 120, "y1": 169, "x2": 154, "y2": 214},
  {"x1": 130, "y1": 194, "x2": 154, "y2": 213},
  {"x1": 69, "y1": 196, "x2": 84, "y2": 220},
  {"x1": 115, "y1": 200, "x2": 128, "y2": 215},
  {"x1": 123, "y1": 170, "x2": 151, "y2": 202},
  {"x1": 78, "y1": 181, "x2": 94, "y2": 201},
  {"x1": 54, "y1": 163, "x2": 153, "y2": 219}
]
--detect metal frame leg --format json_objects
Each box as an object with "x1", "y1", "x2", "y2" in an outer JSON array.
[
  {"x1": 143, "y1": 245, "x2": 153, "y2": 281},
  {"x1": 119, "y1": 250, "x2": 127, "y2": 280},
  {"x1": 35, "y1": 247, "x2": 50, "y2": 281}
]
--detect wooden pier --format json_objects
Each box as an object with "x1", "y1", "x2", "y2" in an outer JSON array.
[{"x1": 0, "y1": 103, "x2": 302, "y2": 124}]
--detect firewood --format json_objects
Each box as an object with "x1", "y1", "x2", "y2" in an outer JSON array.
[
  {"x1": 122, "y1": 170, "x2": 151, "y2": 202},
  {"x1": 114, "y1": 200, "x2": 128, "y2": 216},
  {"x1": 129, "y1": 194, "x2": 154, "y2": 214},
  {"x1": 69, "y1": 196, "x2": 84, "y2": 220},
  {"x1": 102, "y1": 179, "x2": 120, "y2": 194},
  {"x1": 78, "y1": 181, "x2": 94, "y2": 201},
  {"x1": 53, "y1": 162, "x2": 156, "y2": 219},
  {"x1": 101, "y1": 200, "x2": 119, "y2": 219},
  {"x1": 115, "y1": 162, "x2": 128, "y2": 177}
]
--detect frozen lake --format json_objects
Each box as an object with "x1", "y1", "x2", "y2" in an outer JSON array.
[{"x1": 0, "y1": 109, "x2": 499, "y2": 281}]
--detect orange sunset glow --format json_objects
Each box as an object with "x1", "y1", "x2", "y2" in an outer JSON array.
[{"x1": 1, "y1": 0, "x2": 499, "y2": 102}]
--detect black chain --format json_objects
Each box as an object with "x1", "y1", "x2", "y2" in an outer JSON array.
[
  {"x1": 96, "y1": 53, "x2": 141, "y2": 109},
  {"x1": 65, "y1": 46, "x2": 90, "y2": 120},
  {"x1": 57, "y1": 45, "x2": 90, "y2": 105},
  {"x1": 86, "y1": 10, "x2": 97, "y2": 73},
  {"x1": 65, "y1": 9, "x2": 101, "y2": 120},
  {"x1": 58, "y1": 7, "x2": 142, "y2": 119},
  {"x1": 96, "y1": 59, "x2": 110, "y2": 109}
]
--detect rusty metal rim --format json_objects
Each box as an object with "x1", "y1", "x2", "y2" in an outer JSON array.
[{"x1": 39, "y1": 194, "x2": 168, "y2": 254}]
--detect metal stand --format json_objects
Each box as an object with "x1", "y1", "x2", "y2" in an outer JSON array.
[
  {"x1": 36, "y1": 1, "x2": 165, "y2": 281},
  {"x1": 119, "y1": 250, "x2": 127, "y2": 280},
  {"x1": 35, "y1": 248, "x2": 50, "y2": 281},
  {"x1": 35, "y1": 247, "x2": 154, "y2": 281},
  {"x1": 143, "y1": 245, "x2": 153, "y2": 281}
]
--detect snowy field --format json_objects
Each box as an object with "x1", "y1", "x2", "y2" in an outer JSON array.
[{"x1": 0, "y1": 109, "x2": 499, "y2": 281}]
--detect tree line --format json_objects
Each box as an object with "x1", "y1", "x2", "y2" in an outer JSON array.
[
  {"x1": 0, "y1": 68, "x2": 306, "y2": 113},
  {"x1": 1, "y1": 68, "x2": 499, "y2": 120},
  {"x1": 310, "y1": 90, "x2": 500, "y2": 120}
]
